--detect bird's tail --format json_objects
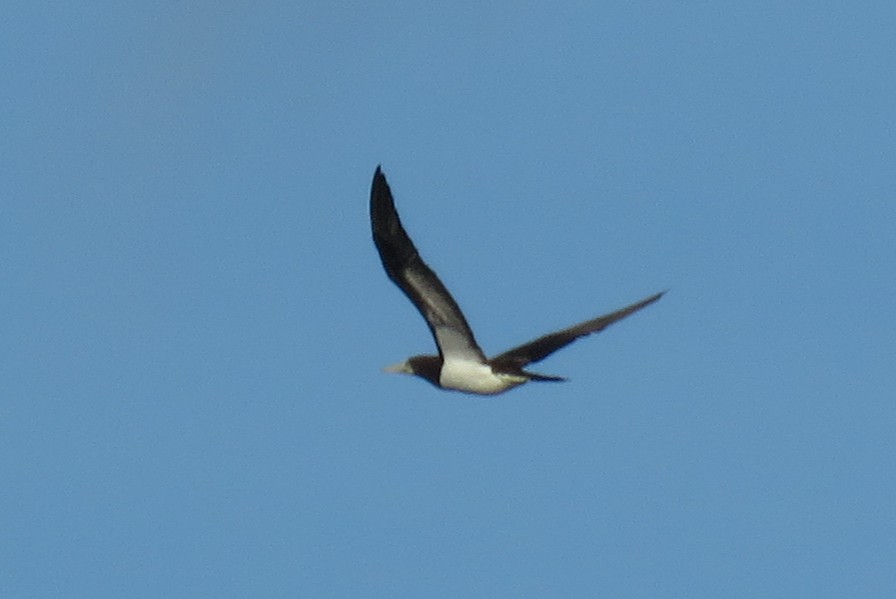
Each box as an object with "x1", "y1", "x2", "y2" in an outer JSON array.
[{"x1": 523, "y1": 371, "x2": 567, "y2": 382}]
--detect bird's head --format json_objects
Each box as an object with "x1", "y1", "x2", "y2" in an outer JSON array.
[{"x1": 382, "y1": 355, "x2": 442, "y2": 387}]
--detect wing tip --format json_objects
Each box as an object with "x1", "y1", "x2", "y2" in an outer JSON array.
[{"x1": 638, "y1": 289, "x2": 667, "y2": 308}]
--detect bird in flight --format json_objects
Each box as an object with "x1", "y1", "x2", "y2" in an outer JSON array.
[{"x1": 371, "y1": 166, "x2": 663, "y2": 395}]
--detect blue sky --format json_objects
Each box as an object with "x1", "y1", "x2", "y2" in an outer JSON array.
[{"x1": 2, "y1": 1, "x2": 894, "y2": 597}]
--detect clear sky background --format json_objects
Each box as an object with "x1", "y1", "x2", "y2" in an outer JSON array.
[{"x1": 2, "y1": 2, "x2": 894, "y2": 597}]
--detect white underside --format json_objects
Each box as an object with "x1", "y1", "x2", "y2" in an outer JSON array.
[{"x1": 439, "y1": 358, "x2": 527, "y2": 395}]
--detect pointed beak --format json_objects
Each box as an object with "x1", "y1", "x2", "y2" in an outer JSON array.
[{"x1": 383, "y1": 361, "x2": 411, "y2": 375}]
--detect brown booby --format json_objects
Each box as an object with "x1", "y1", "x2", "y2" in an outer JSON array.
[{"x1": 371, "y1": 166, "x2": 663, "y2": 395}]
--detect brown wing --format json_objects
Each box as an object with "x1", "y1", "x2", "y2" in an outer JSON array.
[
  {"x1": 370, "y1": 166, "x2": 487, "y2": 363},
  {"x1": 490, "y1": 291, "x2": 664, "y2": 369}
]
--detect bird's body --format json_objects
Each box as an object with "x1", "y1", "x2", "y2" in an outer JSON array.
[
  {"x1": 370, "y1": 166, "x2": 662, "y2": 395},
  {"x1": 438, "y1": 357, "x2": 528, "y2": 395}
]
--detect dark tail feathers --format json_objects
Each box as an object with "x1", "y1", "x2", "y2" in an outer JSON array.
[{"x1": 524, "y1": 371, "x2": 567, "y2": 382}]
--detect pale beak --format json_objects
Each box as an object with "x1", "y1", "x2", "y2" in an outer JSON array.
[{"x1": 383, "y1": 361, "x2": 411, "y2": 374}]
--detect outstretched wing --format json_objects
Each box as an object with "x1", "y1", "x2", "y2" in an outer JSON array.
[
  {"x1": 490, "y1": 291, "x2": 664, "y2": 369},
  {"x1": 370, "y1": 166, "x2": 487, "y2": 363}
]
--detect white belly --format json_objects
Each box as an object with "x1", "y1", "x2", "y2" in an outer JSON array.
[{"x1": 439, "y1": 358, "x2": 527, "y2": 395}]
